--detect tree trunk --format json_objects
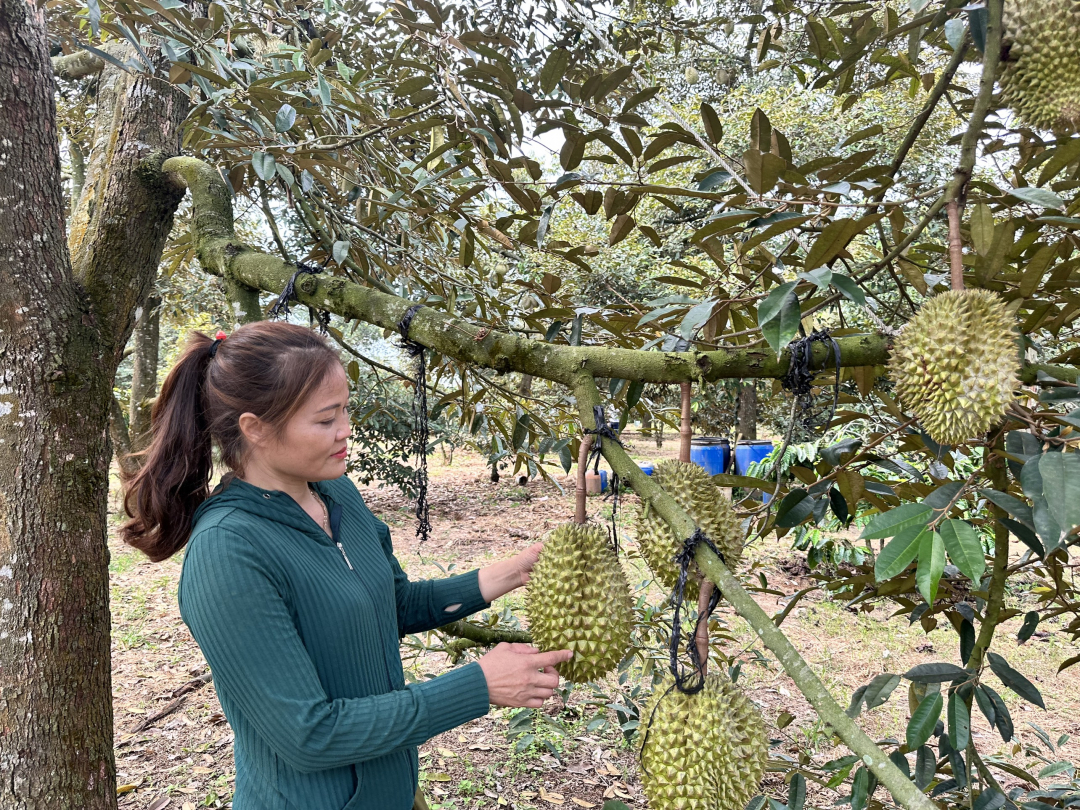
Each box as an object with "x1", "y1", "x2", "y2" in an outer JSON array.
[
  {"x1": 736, "y1": 383, "x2": 757, "y2": 441},
  {"x1": 1, "y1": 4, "x2": 115, "y2": 807},
  {"x1": 128, "y1": 295, "x2": 160, "y2": 452},
  {"x1": 1, "y1": 13, "x2": 187, "y2": 807},
  {"x1": 517, "y1": 373, "x2": 534, "y2": 396}
]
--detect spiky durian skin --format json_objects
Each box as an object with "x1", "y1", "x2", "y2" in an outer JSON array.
[
  {"x1": 1001, "y1": 0, "x2": 1080, "y2": 133},
  {"x1": 889, "y1": 289, "x2": 1019, "y2": 446},
  {"x1": 636, "y1": 461, "x2": 743, "y2": 592},
  {"x1": 524, "y1": 523, "x2": 634, "y2": 683},
  {"x1": 640, "y1": 673, "x2": 768, "y2": 810}
]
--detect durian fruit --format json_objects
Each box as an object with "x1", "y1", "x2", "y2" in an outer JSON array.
[
  {"x1": 525, "y1": 523, "x2": 634, "y2": 683},
  {"x1": 889, "y1": 289, "x2": 1019, "y2": 446},
  {"x1": 640, "y1": 672, "x2": 768, "y2": 810},
  {"x1": 635, "y1": 461, "x2": 742, "y2": 592},
  {"x1": 684, "y1": 66, "x2": 700, "y2": 85},
  {"x1": 1000, "y1": 0, "x2": 1080, "y2": 133}
]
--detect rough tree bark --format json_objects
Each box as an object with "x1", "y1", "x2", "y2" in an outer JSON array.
[
  {"x1": 736, "y1": 382, "x2": 758, "y2": 441},
  {"x1": 0, "y1": 12, "x2": 187, "y2": 808},
  {"x1": 128, "y1": 295, "x2": 161, "y2": 452}
]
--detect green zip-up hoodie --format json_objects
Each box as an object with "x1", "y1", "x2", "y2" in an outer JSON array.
[{"x1": 177, "y1": 474, "x2": 491, "y2": 810}]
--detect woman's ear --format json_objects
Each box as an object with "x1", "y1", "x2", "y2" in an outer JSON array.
[{"x1": 237, "y1": 412, "x2": 269, "y2": 449}]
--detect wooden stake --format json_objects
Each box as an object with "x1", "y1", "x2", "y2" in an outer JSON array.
[
  {"x1": 947, "y1": 199, "x2": 965, "y2": 291},
  {"x1": 694, "y1": 579, "x2": 714, "y2": 676},
  {"x1": 679, "y1": 381, "x2": 693, "y2": 463},
  {"x1": 575, "y1": 435, "x2": 592, "y2": 525}
]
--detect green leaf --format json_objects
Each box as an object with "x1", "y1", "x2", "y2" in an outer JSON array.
[
  {"x1": 318, "y1": 74, "x2": 332, "y2": 106},
  {"x1": 757, "y1": 282, "x2": 800, "y2": 357},
  {"x1": 987, "y1": 652, "x2": 1045, "y2": 709},
  {"x1": 332, "y1": 240, "x2": 350, "y2": 264},
  {"x1": 831, "y1": 274, "x2": 866, "y2": 306},
  {"x1": 914, "y1": 745, "x2": 935, "y2": 789},
  {"x1": 864, "y1": 673, "x2": 901, "y2": 710},
  {"x1": 916, "y1": 529, "x2": 945, "y2": 603},
  {"x1": 275, "y1": 103, "x2": 297, "y2": 132},
  {"x1": 776, "y1": 490, "x2": 814, "y2": 529},
  {"x1": 788, "y1": 773, "x2": 806, "y2": 810},
  {"x1": 700, "y1": 102, "x2": 723, "y2": 145},
  {"x1": 860, "y1": 503, "x2": 932, "y2": 540},
  {"x1": 540, "y1": 49, "x2": 570, "y2": 95},
  {"x1": 1038, "y1": 452, "x2": 1080, "y2": 542},
  {"x1": 875, "y1": 525, "x2": 927, "y2": 581},
  {"x1": 756, "y1": 281, "x2": 798, "y2": 324},
  {"x1": 804, "y1": 218, "x2": 863, "y2": 271},
  {"x1": 1010, "y1": 186, "x2": 1065, "y2": 210},
  {"x1": 978, "y1": 489, "x2": 1034, "y2": 529},
  {"x1": 850, "y1": 767, "x2": 869, "y2": 810},
  {"x1": 903, "y1": 662, "x2": 970, "y2": 683},
  {"x1": 948, "y1": 690, "x2": 970, "y2": 750},
  {"x1": 1037, "y1": 761, "x2": 1074, "y2": 779},
  {"x1": 559, "y1": 444, "x2": 573, "y2": 474},
  {"x1": 626, "y1": 380, "x2": 644, "y2": 409},
  {"x1": 982, "y1": 684, "x2": 1014, "y2": 741},
  {"x1": 974, "y1": 684, "x2": 997, "y2": 729},
  {"x1": 939, "y1": 520, "x2": 986, "y2": 583},
  {"x1": 252, "y1": 151, "x2": 277, "y2": 182},
  {"x1": 974, "y1": 790, "x2": 1005, "y2": 810},
  {"x1": 906, "y1": 692, "x2": 943, "y2": 750},
  {"x1": 1018, "y1": 610, "x2": 1040, "y2": 643}
]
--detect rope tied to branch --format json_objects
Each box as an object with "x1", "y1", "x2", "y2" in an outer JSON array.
[
  {"x1": 397, "y1": 304, "x2": 431, "y2": 545},
  {"x1": 780, "y1": 328, "x2": 842, "y2": 432},
  {"x1": 668, "y1": 528, "x2": 723, "y2": 695},
  {"x1": 638, "y1": 528, "x2": 724, "y2": 774},
  {"x1": 267, "y1": 261, "x2": 332, "y2": 333},
  {"x1": 583, "y1": 405, "x2": 623, "y2": 553}
]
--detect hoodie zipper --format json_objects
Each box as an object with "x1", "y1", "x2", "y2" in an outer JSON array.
[{"x1": 336, "y1": 541, "x2": 354, "y2": 570}]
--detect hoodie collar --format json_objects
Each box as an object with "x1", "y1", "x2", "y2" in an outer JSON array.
[{"x1": 192, "y1": 473, "x2": 339, "y2": 546}]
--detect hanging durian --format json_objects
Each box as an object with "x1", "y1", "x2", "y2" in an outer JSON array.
[
  {"x1": 640, "y1": 672, "x2": 768, "y2": 810},
  {"x1": 1001, "y1": 0, "x2": 1080, "y2": 133},
  {"x1": 525, "y1": 523, "x2": 634, "y2": 683},
  {"x1": 636, "y1": 461, "x2": 742, "y2": 592},
  {"x1": 889, "y1": 288, "x2": 1019, "y2": 446}
]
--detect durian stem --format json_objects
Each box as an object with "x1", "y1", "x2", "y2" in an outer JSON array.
[
  {"x1": 576, "y1": 436, "x2": 592, "y2": 525},
  {"x1": 947, "y1": 200, "x2": 965, "y2": 290},
  {"x1": 680, "y1": 382, "x2": 693, "y2": 463},
  {"x1": 436, "y1": 620, "x2": 532, "y2": 646},
  {"x1": 572, "y1": 374, "x2": 937, "y2": 810}
]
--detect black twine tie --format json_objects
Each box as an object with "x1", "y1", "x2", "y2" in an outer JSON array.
[
  {"x1": 268, "y1": 261, "x2": 332, "y2": 333},
  {"x1": 583, "y1": 406, "x2": 623, "y2": 553},
  {"x1": 668, "y1": 528, "x2": 723, "y2": 695},
  {"x1": 397, "y1": 304, "x2": 431, "y2": 545},
  {"x1": 780, "y1": 328, "x2": 841, "y2": 431},
  {"x1": 639, "y1": 527, "x2": 724, "y2": 774}
]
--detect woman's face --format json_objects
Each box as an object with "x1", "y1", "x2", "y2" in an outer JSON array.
[{"x1": 245, "y1": 363, "x2": 352, "y2": 482}]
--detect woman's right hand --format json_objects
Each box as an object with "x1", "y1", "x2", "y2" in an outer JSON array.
[{"x1": 477, "y1": 643, "x2": 573, "y2": 708}]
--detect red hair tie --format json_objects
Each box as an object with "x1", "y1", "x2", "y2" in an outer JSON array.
[{"x1": 208, "y1": 330, "x2": 228, "y2": 359}]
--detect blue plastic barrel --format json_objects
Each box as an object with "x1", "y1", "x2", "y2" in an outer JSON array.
[
  {"x1": 690, "y1": 437, "x2": 731, "y2": 476},
  {"x1": 735, "y1": 440, "x2": 775, "y2": 502},
  {"x1": 599, "y1": 470, "x2": 608, "y2": 492},
  {"x1": 638, "y1": 463, "x2": 655, "y2": 476}
]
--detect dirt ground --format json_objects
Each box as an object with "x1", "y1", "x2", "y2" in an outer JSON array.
[{"x1": 107, "y1": 431, "x2": 1080, "y2": 809}]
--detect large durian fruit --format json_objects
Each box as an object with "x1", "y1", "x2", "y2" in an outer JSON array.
[
  {"x1": 640, "y1": 672, "x2": 768, "y2": 810},
  {"x1": 525, "y1": 523, "x2": 634, "y2": 683},
  {"x1": 636, "y1": 461, "x2": 743, "y2": 592},
  {"x1": 889, "y1": 289, "x2": 1019, "y2": 446},
  {"x1": 1000, "y1": 0, "x2": 1080, "y2": 133}
]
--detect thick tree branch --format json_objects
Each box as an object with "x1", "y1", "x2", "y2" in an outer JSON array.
[
  {"x1": 569, "y1": 375, "x2": 938, "y2": 810},
  {"x1": 162, "y1": 155, "x2": 1074, "y2": 388},
  {"x1": 436, "y1": 621, "x2": 531, "y2": 645}
]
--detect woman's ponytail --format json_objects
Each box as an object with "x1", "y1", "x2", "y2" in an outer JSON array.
[
  {"x1": 118, "y1": 321, "x2": 342, "y2": 561},
  {"x1": 119, "y1": 331, "x2": 217, "y2": 562}
]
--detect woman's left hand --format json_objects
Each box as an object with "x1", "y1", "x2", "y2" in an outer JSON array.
[{"x1": 514, "y1": 542, "x2": 544, "y2": 587}]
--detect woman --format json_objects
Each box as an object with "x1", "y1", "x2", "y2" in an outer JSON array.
[{"x1": 120, "y1": 321, "x2": 572, "y2": 810}]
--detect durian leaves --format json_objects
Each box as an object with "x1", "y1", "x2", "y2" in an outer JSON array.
[
  {"x1": 916, "y1": 529, "x2": 946, "y2": 604},
  {"x1": 861, "y1": 502, "x2": 933, "y2": 540},
  {"x1": 757, "y1": 281, "x2": 801, "y2": 357},
  {"x1": 875, "y1": 524, "x2": 927, "y2": 581},
  {"x1": 906, "y1": 691, "x2": 943, "y2": 750},
  {"x1": 938, "y1": 520, "x2": 986, "y2": 583},
  {"x1": 1037, "y1": 453, "x2": 1080, "y2": 546}
]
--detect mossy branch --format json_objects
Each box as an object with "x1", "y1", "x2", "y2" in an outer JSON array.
[
  {"x1": 162, "y1": 156, "x2": 1071, "y2": 387},
  {"x1": 436, "y1": 621, "x2": 531, "y2": 645},
  {"x1": 569, "y1": 374, "x2": 938, "y2": 810}
]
